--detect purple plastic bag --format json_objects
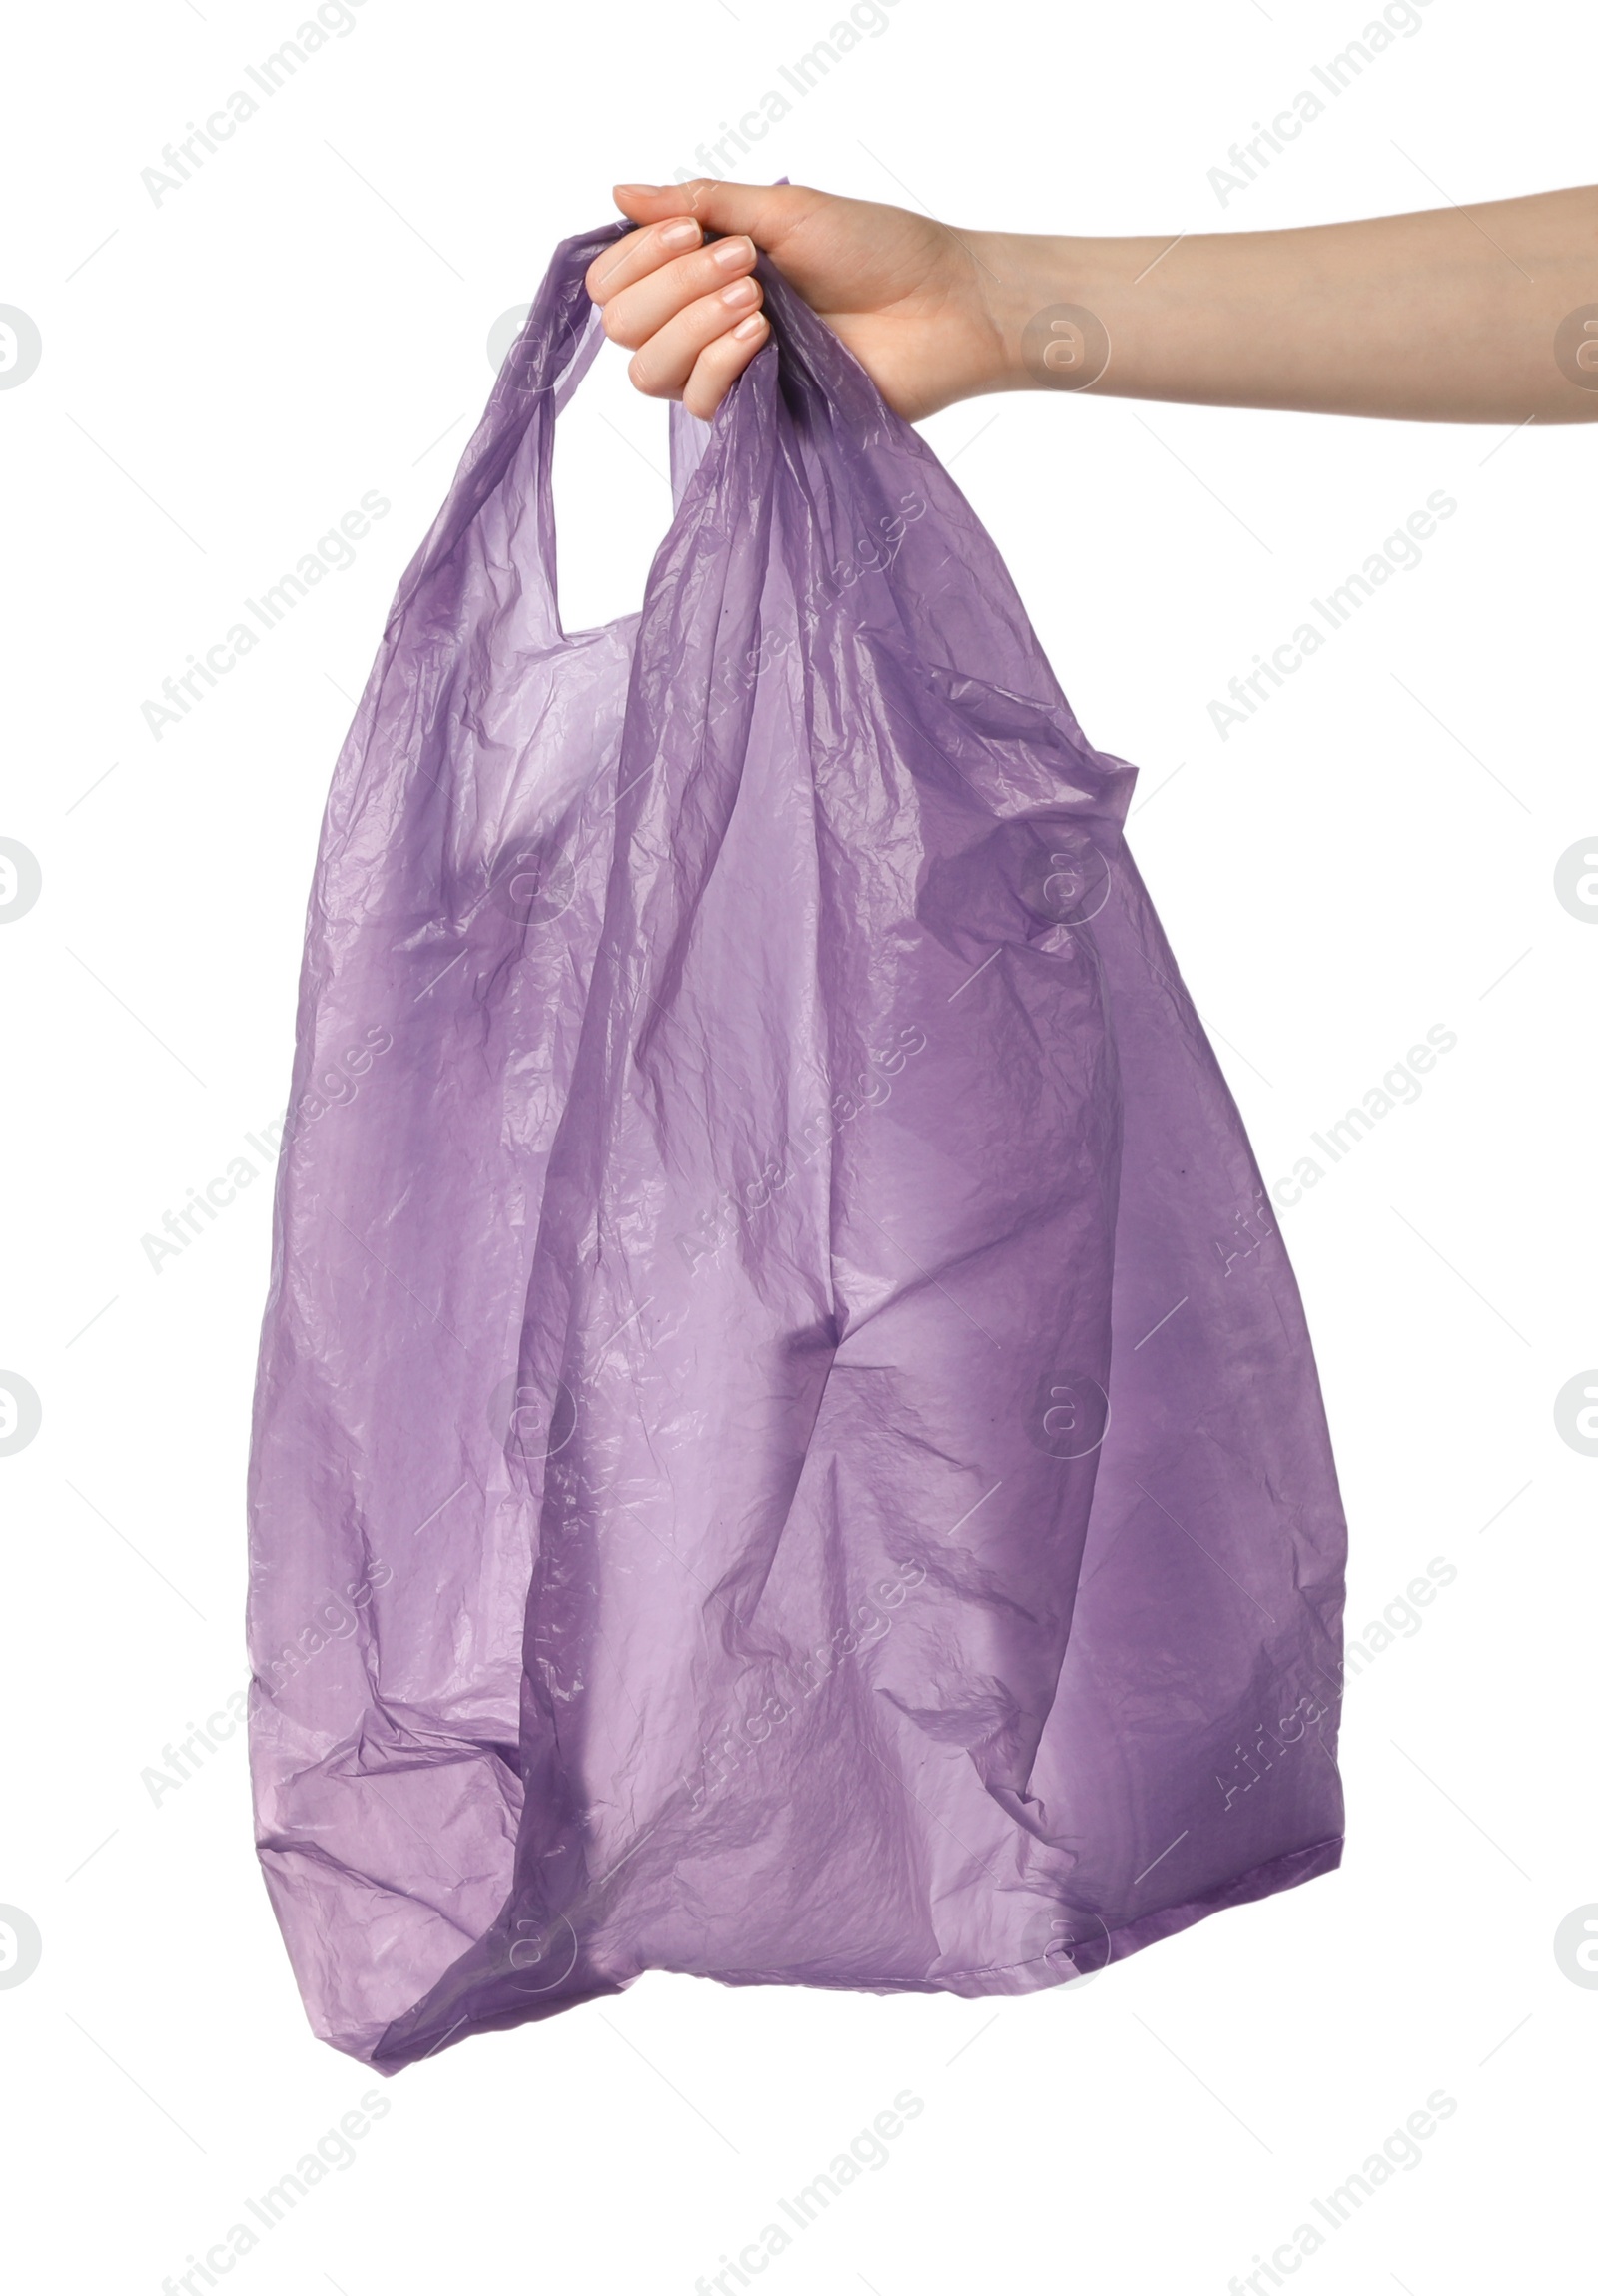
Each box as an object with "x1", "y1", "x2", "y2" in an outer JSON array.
[{"x1": 248, "y1": 222, "x2": 1346, "y2": 2071}]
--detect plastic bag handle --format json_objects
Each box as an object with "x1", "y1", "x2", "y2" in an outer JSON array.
[
  {"x1": 390, "y1": 210, "x2": 881, "y2": 638},
  {"x1": 389, "y1": 221, "x2": 629, "y2": 634},
  {"x1": 495, "y1": 221, "x2": 625, "y2": 413}
]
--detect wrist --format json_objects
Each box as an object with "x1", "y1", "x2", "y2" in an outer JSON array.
[
  {"x1": 960, "y1": 231, "x2": 1106, "y2": 397},
  {"x1": 946, "y1": 229, "x2": 1028, "y2": 397},
  {"x1": 1018, "y1": 234, "x2": 1124, "y2": 395}
]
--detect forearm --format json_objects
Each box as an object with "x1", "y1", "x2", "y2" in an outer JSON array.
[{"x1": 976, "y1": 186, "x2": 1598, "y2": 422}]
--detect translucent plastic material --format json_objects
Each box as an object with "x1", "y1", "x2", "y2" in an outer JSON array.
[{"x1": 248, "y1": 222, "x2": 1346, "y2": 2071}]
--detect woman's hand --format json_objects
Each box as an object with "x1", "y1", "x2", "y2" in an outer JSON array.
[
  {"x1": 584, "y1": 179, "x2": 1014, "y2": 422},
  {"x1": 588, "y1": 178, "x2": 1598, "y2": 428}
]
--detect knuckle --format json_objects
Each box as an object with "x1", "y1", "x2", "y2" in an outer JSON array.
[
  {"x1": 587, "y1": 244, "x2": 634, "y2": 299},
  {"x1": 627, "y1": 354, "x2": 671, "y2": 399}
]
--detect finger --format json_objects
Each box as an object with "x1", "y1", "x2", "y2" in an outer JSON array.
[
  {"x1": 600, "y1": 235, "x2": 758, "y2": 351},
  {"x1": 627, "y1": 280, "x2": 767, "y2": 400},
  {"x1": 611, "y1": 178, "x2": 822, "y2": 257},
  {"x1": 584, "y1": 215, "x2": 703, "y2": 305},
  {"x1": 681, "y1": 310, "x2": 770, "y2": 419}
]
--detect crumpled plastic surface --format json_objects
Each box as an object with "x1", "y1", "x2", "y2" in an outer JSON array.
[{"x1": 248, "y1": 221, "x2": 1346, "y2": 2072}]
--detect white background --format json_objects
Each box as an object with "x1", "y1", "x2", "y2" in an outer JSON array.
[{"x1": 1, "y1": 0, "x2": 1593, "y2": 2289}]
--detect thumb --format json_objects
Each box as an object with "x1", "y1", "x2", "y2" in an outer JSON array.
[{"x1": 611, "y1": 178, "x2": 822, "y2": 254}]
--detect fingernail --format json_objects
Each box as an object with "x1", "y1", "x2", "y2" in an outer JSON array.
[
  {"x1": 732, "y1": 312, "x2": 767, "y2": 340},
  {"x1": 719, "y1": 277, "x2": 758, "y2": 308},
  {"x1": 710, "y1": 235, "x2": 753, "y2": 271},
  {"x1": 615, "y1": 182, "x2": 660, "y2": 197},
  {"x1": 659, "y1": 219, "x2": 699, "y2": 250}
]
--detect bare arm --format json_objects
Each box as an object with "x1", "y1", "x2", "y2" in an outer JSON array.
[{"x1": 591, "y1": 179, "x2": 1598, "y2": 425}]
